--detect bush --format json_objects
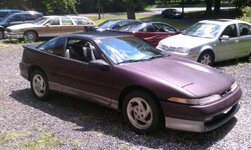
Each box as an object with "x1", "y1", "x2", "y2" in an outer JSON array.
[{"x1": 240, "y1": 6, "x2": 251, "y2": 22}]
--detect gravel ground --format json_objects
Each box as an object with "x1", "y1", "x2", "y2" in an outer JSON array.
[{"x1": 0, "y1": 44, "x2": 250, "y2": 150}]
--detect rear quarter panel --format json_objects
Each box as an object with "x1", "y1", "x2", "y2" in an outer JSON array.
[{"x1": 21, "y1": 44, "x2": 61, "y2": 84}]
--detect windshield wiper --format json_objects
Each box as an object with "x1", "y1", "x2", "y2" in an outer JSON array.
[{"x1": 118, "y1": 59, "x2": 143, "y2": 64}]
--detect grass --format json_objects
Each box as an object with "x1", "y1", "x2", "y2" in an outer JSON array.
[
  {"x1": 0, "y1": 129, "x2": 64, "y2": 149},
  {"x1": 0, "y1": 131, "x2": 32, "y2": 145}
]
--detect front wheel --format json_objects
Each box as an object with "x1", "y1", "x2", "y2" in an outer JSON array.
[
  {"x1": 30, "y1": 70, "x2": 49, "y2": 100},
  {"x1": 24, "y1": 31, "x2": 37, "y2": 42},
  {"x1": 197, "y1": 51, "x2": 214, "y2": 66},
  {"x1": 122, "y1": 91, "x2": 164, "y2": 134}
]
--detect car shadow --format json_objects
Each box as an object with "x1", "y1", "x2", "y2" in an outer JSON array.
[
  {"x1": 10, "y1": 89, "x2": 237, "y2": 149},
  {"x1": 214, "y1": 56, "x2": 251, "y2": 68}
]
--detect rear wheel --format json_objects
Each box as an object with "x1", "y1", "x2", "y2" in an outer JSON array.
[
  {"x1": 122, "y1": 91, "x2": 164, "y2": 134},
  {"x1": 197, "y1": 51, "x2": 214, "y2": 66},
  {"x1": 24, "y1": 31, "x2": 37, "y2": 42},
  {"x1": 30, "y1": 70, "x2": 49, "y2": 100}
]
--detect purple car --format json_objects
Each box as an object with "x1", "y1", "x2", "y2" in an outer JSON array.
[{"x1": 20, "y1": 32, "x2": 242, "y2": 133}]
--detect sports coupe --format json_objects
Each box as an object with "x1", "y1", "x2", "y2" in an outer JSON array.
[{"x1": 20, "y1": 32, "x2": 242, "y2": 133}]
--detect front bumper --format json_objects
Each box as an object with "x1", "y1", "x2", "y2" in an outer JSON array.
[
  {"x1": 160, "y1": 86, "x2": 242, "y2": 132},
  {"x1": 5, "y1": 31, "x2": 23, "y2": 39},
  {"x1": 164, "y1": 51, "x2": 198, "y2": 61}
]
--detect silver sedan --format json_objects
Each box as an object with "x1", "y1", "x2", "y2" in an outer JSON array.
[{"x1": 157, "y1": 19, "x2": 251, "y2": 65}]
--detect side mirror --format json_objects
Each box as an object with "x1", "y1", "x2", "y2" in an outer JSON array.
[
  {"x1": 219, "y1": 35, "x2": 230, "y2": 41},
  {"x1": 89, "y1": 59, "x2": 111, "y2": 71}
]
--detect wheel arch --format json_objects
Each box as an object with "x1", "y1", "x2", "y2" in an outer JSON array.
[
  {"x1": 24, "y1": 29, "x2": 39, "y2": 38},
  {"x1": 197, "y1": 47, "x2": 215, "y2": 62},
  {"x1": 118, "y1": 85, "x2": 159, "y2": 110},
  {"x1": 28, "y1": 65, "x2": 47, "y2": 81}
]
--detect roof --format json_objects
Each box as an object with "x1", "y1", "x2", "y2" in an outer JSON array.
[
  {"x1": 64, "y1": 31, "x2": 132, "y2": 40},
  {"x1": 199, "y1": 19, "x2": 250, "y2": 25}
]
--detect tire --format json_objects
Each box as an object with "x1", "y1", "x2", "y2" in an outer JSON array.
[
  {"x1": 122, "y1": 91, "x2": 164, "y2": 134},
  {"x1": 0, "y1": 29, "x2": 4, "y2": 39},
  {"x1": 197, "y1": 51, "x2": 214, "y2": 66},
  {"x1": 30, "y1": 70, "x2": 49, "y2": 100},
  {"x1": 24, "y1": 31, "x2": 37, "y2": 42}
]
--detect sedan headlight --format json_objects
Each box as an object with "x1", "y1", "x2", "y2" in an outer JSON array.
[
  {"x1": 173, "y1": 47, "x2": 190, "y2": 53},
  {"x1": 168, "y1": 94, "x2": 221, "y2": 105},
  {"x1": 156, "y1": 43, "x2": 190, "y2": 53}
]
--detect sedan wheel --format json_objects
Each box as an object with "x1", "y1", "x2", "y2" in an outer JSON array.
[
  {"x1": 24, "y1": 31, "x2": 37, "y2": 42},
  {"x1": 122, "y1": 91, "x2": 164, "y2": 133},
  {"x1": 31, "y1": 70, "x2": 49, "y2": 100},
  {"x1": 198, "y1": 51, "x2": 214, "y2": 66}
]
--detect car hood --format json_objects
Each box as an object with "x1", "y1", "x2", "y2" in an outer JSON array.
[
  {"x1": 123, "y1": 56, "x2": 234, "y2": 97},
  {"x1": 159, "y1": 34, "x2": 214, "y2": 49},
  {"x1": 7, "y1": 23, "x2": 40, "y2": 30}
]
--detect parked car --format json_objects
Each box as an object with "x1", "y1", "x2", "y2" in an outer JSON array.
[
  {"x1": 0, "y1": 11, "x2": 42, "y2": 39},
  {"x1": 20, "y1": 31, "x2": 242, "y2": 134},
  {"x1": 111, "y1": 22, "x2": 180, "y2": 46},
  {"x1": 0, "y1": 9, "x2": 23, "y2": 38},
  {"x1": 161, "y1": 9, "x2": 183, "y2": 19},
  {"x1": 97, "y1": 19, "x2": 142, "y2": 31},
  {"x1": 157, "y1": 19, "x2": 251, "y2": 65},
  {"x1": 5, "y1": 15, "x2": 95, "y2": 41}
]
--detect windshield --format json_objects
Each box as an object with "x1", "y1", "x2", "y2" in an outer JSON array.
[
  {"x1": 97, "y1": 37, "x2": 164, "y2": 64},
  {"x1": 183, "y1": 22, "x2": 221, "y2": 38},
  {"x1": 34, "y1": 17, "x2": 48, "y2": 25}
]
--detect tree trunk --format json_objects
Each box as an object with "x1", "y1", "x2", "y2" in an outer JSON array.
[
  {"x1": 206, "y1": 0, "x2": 213, "y2": 13},
  {"x1": 127, "y1": 7, "x2": 136, "y2": 19},
  {"x1": 214, "y1": 0, "x2": 221, "y2": 14}
]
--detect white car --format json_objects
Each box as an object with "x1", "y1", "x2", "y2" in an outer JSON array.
[{"x1": 157, "y1": 19, "x2": 251, "y2": 65}]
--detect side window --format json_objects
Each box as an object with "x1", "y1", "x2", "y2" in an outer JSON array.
[
  {"x1": 25, "y1": 14, "x2": 35, "y2": 21},
  {"x1": 10, "y1": 14, "x2": 24, "y2": 22},
  {"x1": 239, "y1": 23, "x2": 251, "y2": 36},
  {"x1": 46, "y1": 17, "x2": 60, "y2": 25},
  {"x1": 221, "y1": 24, "x2": 237, "y2": 38},
  {"x1": 153, "y1": 23, "x2": 176, "y2": 32},
  {"x1": 66, "y1": 38, "x2": 100, "y2": 63},
  {"x1": 72, "y1": 17, "x2": 92, "y2": 25},
  {"x1": 37, "y1": 37, "x2": 67, "y2": 56},
  {"x1": 61, "y1": 17, "x2": 73, "y2": 25},
  {"x1": 146, "y1": 25, "x2": 156, "y2": 32}
]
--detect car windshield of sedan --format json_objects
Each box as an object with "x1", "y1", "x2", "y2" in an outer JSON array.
[
  {"x1": 97, "y1": 37, "x2": 164, "y2": 64},
  {"x1": 183, "y1": 23, "x2": 221, "y2": 38},
  {"x1": 34, "y1": 17, "x2": 48, "y2": 25}
]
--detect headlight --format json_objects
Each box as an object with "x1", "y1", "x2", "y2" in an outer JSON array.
[
  {"x1": 167, "y1": 94, "x2": 221, "y2": 105},
  {"x1": 230, "y1": 81, "x2": 238, "y2": 92},
  {"x1": 156, "y1": 43, "x2": 190, "y2": 53},
  {"x1": 174, "y1": 47, "x2": 190, "y2": 53}
]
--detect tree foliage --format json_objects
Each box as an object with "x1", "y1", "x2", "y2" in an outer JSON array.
[{"x1": 240, "y1": 6, "x2": 251, "y2": 22}]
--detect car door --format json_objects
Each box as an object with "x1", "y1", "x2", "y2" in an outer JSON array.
[
  {"x1": 39, "y1": 17, "x2": 61, "y2": 37},
  {"x1": 58, "y1": 37, "x2": 113, "y2": 106},
  {"x1": 60, "y1": 17, "x2": 83, "y2": 34},
  {"x1": 7, "y1": 14, "x2": 25, "y2": 27},
  {"x1": 152, "y1": 22, "x2": 178, "y2": 42},
  {"x1": 133, "y1": 24, "x2": 159, "y2": 46},
  {"x1": 214, "y1": 24, "x2": 238, "y2": 61},
  {"x1": 235, "y1": 23, "x2": 251, "y2": 58}
]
